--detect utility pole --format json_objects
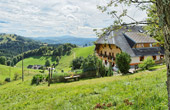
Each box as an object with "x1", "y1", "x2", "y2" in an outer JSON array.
[
  {"x1": 22, "y1": 45, "x2": 24, "y2": 82},
  {"x1": 48, "y1": 68, "x2": 51, "y2": 87}
]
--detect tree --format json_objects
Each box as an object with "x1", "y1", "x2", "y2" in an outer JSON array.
[
  {"x1": 71, "y1": 57, "x2": 84, "y2": 70},
  {"x1": 12, "y1": 57, "x2": 18, "y2": 65},
  {"x1": 6, "y1": 60, "x2": 11, "y2": 66},
  {"x1": 0, "y1": 56, "x2": 6, "y2": 65},
  {"x1": 45, "y1": 60, "x2": 51, "y2": 67},
  {"x1": 116, "y1": 52, "x2": 131, "y2": 74},
  {"x1": 139, "y1": 57, "x2": 155, "y2": 70},
  {"x1": 81, "y1": 55, "x2": 98, "y2": 72},
  {"x1": 97, "y1": 0, "x2": 170, "y2": 108}
]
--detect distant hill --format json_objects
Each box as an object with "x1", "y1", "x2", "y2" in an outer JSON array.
[
  {"x1": 30, "y1": 35, "x2": 97, "y2": 46},
  {"x1": 0, "y1": 33, "x2": 42, "y2": 57}
]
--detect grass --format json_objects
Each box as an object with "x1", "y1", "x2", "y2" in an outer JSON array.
[
  {"x1": 16, "y1": 46, "x2": 95, "y2": 72},
  {"x1": 0, "y1": 65, "x2": 168, "y2": 110},
  {"x1": 16, "y1": 56, "x2": 56, "y2": 68},
  {"x1": 0, "y1": 64, "x2": 40, "y2": 85},
  {"x1": 55, "y1": 46, "x2": 95, "y2": 72}
]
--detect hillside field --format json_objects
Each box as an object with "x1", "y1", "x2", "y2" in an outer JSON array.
[
  {"x1": 0, "y1": 65, "x2": 167, "y2": 110},
  {"x1": 55, "y1": 46, "x2": 95, "y2": 71},
  {"x1": 16, "y1": 56, "x2": 56, "y2": 68},
  {"x1": 0, "y1": 64, "x2": 40, "y2": 85},
  {"x1": 16, "y1": 46, "x2": 95, "y2": 71}
]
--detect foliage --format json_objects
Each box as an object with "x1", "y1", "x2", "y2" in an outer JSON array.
[
  {"x1": 13, "y1": 73, "x2": 20, "y2": 81},
  {"x1": 0, "y1": 33, "x2": 41, "y2": 58},
  {"x1": 71, "y1": 57, "x2": 84, "y2": 70},
  {"x1": 107, "y1": 63, "x2": 113, "y2": 76},
  {"x1": 15, "y1": 43, "x2": 77, "y2": 66},
  {"x1": 145, "y1": 4, "x2": 164, "y2": 46},
  {"x1": 45, "y1": 60, "x2": 51, "y2": 67},
  {"x1": 116, "y1": 52, "x2": 131, "y2": 74},
  {"x1": 31, "y1": 74, "x2": 47, "y2": 85},
  {"x1": 4, "y1": 78, "x2": 10, "y2": 82},
  {"x1": 96, "y1": 60, "x2": 107, "y2": 77},
  {"x1": 0, "y1": 56, "x2": 6, "y2": 65},
  {"x1": 55, "y1": 46, "x2": 95, "y2": 71},
  {"x1": 139, "y1": 58, "x2": 155, "y2": 70},
  {"x1": 81, "y1": 55, "x2": 98, "y2": 72}
]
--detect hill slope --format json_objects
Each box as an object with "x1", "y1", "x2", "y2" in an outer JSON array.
[
  {"x1": 16, "y1": 56, "x2": 56, "y2": 68},
  {"x1": 0, "y1": 64, "x2": 40, "y2": 84},
  {"x1": 0, "y1": 33, "x2": 42, "y2": 57},
  {"x1": 0, "y1": 66, "x2": 167, "y2": 110},
  {"x1": 16, "y1": 46, "x2": 95, "y2": 71}
]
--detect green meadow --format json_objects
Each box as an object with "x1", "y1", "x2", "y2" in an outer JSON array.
[
  {"x1": 16, "y1": 56, "x2": 56, "y2": 68},
  {"x1": 0, "y1": 65, "x2": 168, "y2": 110},
  {"x1": 16, "y1": 46, "x2": 95, "y2": 71}
]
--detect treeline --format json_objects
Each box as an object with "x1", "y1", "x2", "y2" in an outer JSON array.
[
  {"x1": 0, "y1": 43, "x2": 77, "y2": 66},
  {"x1": 0, "y1": 33, "x2": 42, "y2": 57}
]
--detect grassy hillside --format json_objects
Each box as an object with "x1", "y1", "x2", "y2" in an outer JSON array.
[
  {"x1": 0, "y1": 65, "x2": 167, "y2": 110},
  {"x1": 0, "y1": 33, "x2": 41, "y2": 57},
  {"x1": 16, "y1": 46, "x2": 95, "y2": 71},
  {"x1": 55, "y1": 46, "x2": 95, "y2": 71},
  {"x1": 0, "y1": 64, "x2": 40, "y2": 85},
  {"x1": 16, "y1": 56, "x2": 56, "y2": 68}
]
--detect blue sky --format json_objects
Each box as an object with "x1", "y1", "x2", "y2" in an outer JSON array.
[{"x1": 0, "y1": 0, "x2": 147, "y2": 38}]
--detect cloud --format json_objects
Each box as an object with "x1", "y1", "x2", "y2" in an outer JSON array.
[{"x1": 0, "y1": 0, "x2": 147, "y2": 38}]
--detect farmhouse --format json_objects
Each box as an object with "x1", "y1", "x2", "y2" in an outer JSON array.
[{"x1": 95, "y1": 26, "x2": 164, "y2": 69}]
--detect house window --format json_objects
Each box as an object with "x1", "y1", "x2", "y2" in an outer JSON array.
[
  {"x1": 140, "y1": 56, "x2": 144, "y2": 61},
  {"x1": 109, "y1": 52, "x2": 111, "y2": 56},
  {"x1": 105, "y1": 60, "x2": 107, "y2": 65},
  {"x1": 150, "y1": 43, "x2": 152, "y2": 47},
  {"x1": 100, "y1": 51, "x2": 102, "y2": 55},
  {"x1": 112, "y1": 62, "x2": 115, "y2": 67},
  {"x1": 105, "y1": 51, "x2": 107, "y2": 56},
  {"x1": 112, "y1": 53, "x2": 114, "y2": 57},
  {"x1": 152, "y1": 56, "x2": 157, "y2": 60},
  {"x1": 160, "y1": 55, "x2": 164, "y2": 59}
]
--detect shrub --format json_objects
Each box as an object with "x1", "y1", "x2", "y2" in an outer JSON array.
[
  {"x1": 139, "y1": 58, "x2": 155, "y2": 70},
  {"x1": 96, "y1": 60, "x2": 107, "y2": 77},
  {"x1": 45, "y1": 60, "x2": 51, "y2": 67},
  {"x1": 13, "y1": 73, "x2": 20, "y2": 81},
  {"x1": 115, "y1": 52, "x2": 131, "y2": 74},
  {"x1": 71, "y1": 57, "x2": 84, "y2": 70},
  {"x1": 31, "y1": 74, "x2": 47, "y2": 85},
  {"x1": 5, "y1": 78, "x2": 10, "y2": 82},
  {"x1": 107, "y1": 63, "x2": 113, "y2": 76},
  {"x1": 81, "y1": 55, "x2": 98, "y2": 72}
]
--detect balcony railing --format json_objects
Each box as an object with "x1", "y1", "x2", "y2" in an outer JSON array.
[{"x1": 98, "y1": 54, "x2": 115, "y2": 61}]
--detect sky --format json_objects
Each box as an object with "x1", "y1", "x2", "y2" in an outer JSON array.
[{"x1": 0, "y1": 0, "x2": 147, "y2": 38}]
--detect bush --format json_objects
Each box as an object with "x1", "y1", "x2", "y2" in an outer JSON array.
[
  {"x1": 115, "y1": 52, "x2": 131, "y2": 74},
  {"x1": 81, "y1": 55, "x2": 98, "y2": 72},
  {"x1": 71, "y1": 57, "x2": 84, "y2": 70},
  {"x1": 5, "y1": 78, "x2": 10, "y2": 82},
  {"x1": 139, "y1": 58, "x2": 155, "y2": 70},
  {"x1": 31, "y1": 74, "x2": 47, "y2": 85},
  {"x1": 13, "y1": 73, "x2": 20, "y2": 81},
  {"x1": 107, "y1": 63, "x2": 113, "y2": 76}
]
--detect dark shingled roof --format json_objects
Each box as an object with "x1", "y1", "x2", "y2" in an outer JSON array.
[
  {"x1": 95, "y1": 26, "x2": 164, "y2": 57},
  {"x1": 124, "y1": 32, "x2": 157, "y2": 43},
  {"x1": 132, "y1": 47, "x2": 164, "y2": 56}
]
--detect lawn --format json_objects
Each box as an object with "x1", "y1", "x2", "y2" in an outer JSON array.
[
  {"x1": 16, "y1": 56, "x2": 56, "y2": 68},
  {"x1": 0, "y1": 65, "x2": 167, "y2": 110}
]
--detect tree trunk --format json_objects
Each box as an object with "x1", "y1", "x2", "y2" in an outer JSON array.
[{"x1": 156, "y1": 0, "x2": 170, "y2": 109}]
